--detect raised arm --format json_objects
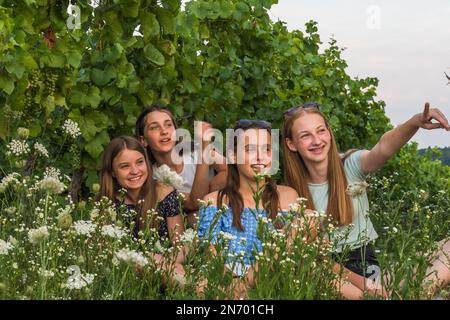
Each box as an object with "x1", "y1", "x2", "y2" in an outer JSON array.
[{"x1": 360, "y1": 103, "x2": 449, "y2": 174}]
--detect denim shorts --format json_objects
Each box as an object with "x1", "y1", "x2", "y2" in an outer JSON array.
[{"x1": 334, "y1": 245, "x2": 380, "y2": 279}]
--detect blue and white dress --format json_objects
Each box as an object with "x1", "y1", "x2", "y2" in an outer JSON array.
[{"x1": 198, "y1": 205, "x2": 288, "y2": 277}]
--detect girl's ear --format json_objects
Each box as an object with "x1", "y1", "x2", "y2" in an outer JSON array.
[
  {"x1": 285, "y1": 138, "x2": 298, "y2": 152},
  {"x1": 139, "y1": 136, "x2": 148, "y2": 147}
]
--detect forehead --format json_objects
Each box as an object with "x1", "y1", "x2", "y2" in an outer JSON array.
[
  {"x1": 239, "y1": 129, "x2": 271, "y2": 145},
  {"x1": 114, "y1": 148, "x2": 145, "y2": 164},
  {"x1": 292, "y1": 113, "x2": 326, "y2": 133},
  {"x1": 145, "y1": 111, "x2": 173, "y2": 124}
]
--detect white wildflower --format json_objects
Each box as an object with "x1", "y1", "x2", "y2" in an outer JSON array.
[
  {"x1": 0, "y1": 239, "x2": 14, "y2": 255},
  {"x1": 5, "y1": 206, "x2": 17, "y2": 215},
  {"x1": 89, "y1": 208, "x2": 100, "y2": 220},
  {"x1": 73, "y1": 220, "x2": 96, "y2": 237},
  {"x1": 220, "y1": 231, "x2": 236, "y2": 241},
  {"x1": 44, "y1": 167, "x2": 62, "y2": 180},
  {"x1": 62, "y1": 119, "x2": 81, "y2": 138},
  {"x1": 0, "y1": 172, "x2": 21, "y2": 193},
  {"x1": 38, "y1": 176, "x2": 65, "y2": 194},
  {"x1": 179, "y1": 228, "x2": 195, "y2": 243},
  {"x1": 7, "y1": 139, "x2": 30, "y2": 157},
  {"x1": 65, "y1": 265, "x2": 95, "y2": 290},
  {"x1": 101, "y1": 225, "x2": 125, "y2": 239},
  {"x1": 153, "y1": 164, "x2": 185, "y2": 190},
  {"x1": 115, "y1": 249, "x2": 148, "y2": 268},
  {"x1": 8, "y1": 236, "x2": 18, "y2": 247},
  {"x1": 39, "y1": 268, "x2": 55, "y2": 278},
  {"x1": 33, "y1": 142, "x2": 49, "y2": 158},
  {"x1": 28, "y1": 226, "x2": 50, "y2": 244},
  {"x1": 346, "y1": 181, "x2": 369, "y2": 197}
]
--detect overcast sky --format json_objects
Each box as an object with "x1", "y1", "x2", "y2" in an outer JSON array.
[{"x1": 269, "y1": 0, "x2": 450, "y2": 148}]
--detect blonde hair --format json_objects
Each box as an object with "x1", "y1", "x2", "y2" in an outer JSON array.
[
  {"x1": 97, "y1": 136, "x2": 158, "y2": 230},
  {"x1": 282, "y1": 108, "x2": 353, "y2": 225}
]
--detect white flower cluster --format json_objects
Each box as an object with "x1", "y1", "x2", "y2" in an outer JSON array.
[
  {"x1": 38, "y1": 176, "x2": 65, "y2": 194},
  {"x1": 62, "y1": 119, "x2": 81, "y2": 138},
  {"x1": 28, "y1": 226, "x2": 50, "y2": 244},
  {"x1": 101, "y1": 225, "x2": 125, "y2": 239},
  {"x1": 44, "y1": 167, "x2": 62, "y2": 180},
  {"x1": 346, "y1": 181, "x2": 369, "y2": 197},
  {"x1": 34, "y1": 142, "x2": 49, "y2": 158},
  {"x1": 219, "y1": 231, "x2": 236, "y2": 241},
  {"x1": 179, "y1": 228, "x2": 195, "y2": 243},
  {"x1": 0, "y1": 239, "x2": 14, "y2": 255},
  {"x1": 65, "y1": 265, "x2": 95, "y2": 290},
  {"x1": 73, "y1": 220, "x2": 97, "y2": 237},
  {"x1": 153, "y1": 164, "x2": 185, "y2": 190},
  {"x1": 115, "y1": 249, "x2": 148, "y2": 268},
  {"x1": 6, "y1": 139, "x2": 30, "y2": 157},
  {"x1": 0, "y1": 172, "x2": 21, "y2": 193}
]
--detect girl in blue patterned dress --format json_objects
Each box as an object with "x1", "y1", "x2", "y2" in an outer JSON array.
[{"x1": 197, "y1": 120, "x2": 366, "y2": 299}]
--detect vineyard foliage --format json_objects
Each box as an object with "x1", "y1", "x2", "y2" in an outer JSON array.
[{"x1": 0, "y1": 0, "x2": 448, "y2": 205}]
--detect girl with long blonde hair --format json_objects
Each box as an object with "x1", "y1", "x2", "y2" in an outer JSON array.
[{"x1": 282, "y1": 102, "x2": 450, "y2": 297}]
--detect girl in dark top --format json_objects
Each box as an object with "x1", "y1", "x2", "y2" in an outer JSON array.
[{"x1": 97, "y1": 136, "x2": 184, "y2": 246}]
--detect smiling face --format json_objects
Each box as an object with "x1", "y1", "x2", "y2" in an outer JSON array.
[
  {"x1": 140, "y1": 111, "x2": 176, "y2": 155},
  {"x1": 285, "y1": 112, "x2": 331, "y2": 165},
  {"x1": 112, "y1": 148, "x2": 148, "y2": 193},
  {"x1": 235, "y1": 128, "x2": 272, "y2": 180}
]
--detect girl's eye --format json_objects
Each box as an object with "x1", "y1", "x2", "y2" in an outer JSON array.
[
  {"x1": 149, "y1": 126, "x2": 159, "y2": 131},
  {"x1": 120, "y1": 164, "x2": 129, "y2": 169},
  {"x1": 165, "y1": 123, "x2": 173, "y2": 128},
  {"x1": 300, "y1": 134, "x2": 310, "y2": 139}
]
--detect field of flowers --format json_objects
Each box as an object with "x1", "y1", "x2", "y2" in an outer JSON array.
[{"x1": 0, "y1": 125, "x2": 449, "y2": 300}]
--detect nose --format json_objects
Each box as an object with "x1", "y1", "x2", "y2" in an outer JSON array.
[
  {"x1": 130, "y1": 164, "x2": 139, "y2": 174},
  {"x1": 311, "y1": 133, "x2": 321, "y2": 145}
]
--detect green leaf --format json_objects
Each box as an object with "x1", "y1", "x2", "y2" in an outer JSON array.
[
  {"x1": 140, "y1": 11, "x2": 160, "y2": 39},
  {"x1": 29, "y1": 122, "x2": 42, "y2": 137},
  {"x1": 121, "y1": 0, "x2": 140, "y2": 18},
  {"x1": 41, "y1": 52, "x2": 66, "y2": 68},
  {"x1": 144, "y1": 43, "x2": 165, "y2": 66},
  {"x1": 104, "y1": 44, "x2": 123, "y2": 64},
  {"x1": 85, "y1": 131, "x2": 110, "y2": 158},
  {"x1": 0, "y1": 74, "x2": 15, "y2": 95},
  {"x1": 156, "y1": 7, "x2": 175, "y2": 34},
  {"x1": 67, "y1": 51, "x2": 82, "y2": 68},
  {"x1": 91, "y1": 66, "x2": 116, "y2": 87},
  {"x1": 158, "y1": 40, "x2": 176, "y2": 56}
]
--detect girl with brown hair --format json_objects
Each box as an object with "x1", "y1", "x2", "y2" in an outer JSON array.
[
  {"x1": 135, "y1": 104, "x2": 227, "y2": 225},
  {"x1": 98, "y1": 135, "x2": 184, "y2": 245}
]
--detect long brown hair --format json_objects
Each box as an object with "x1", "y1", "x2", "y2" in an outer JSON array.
[
  {"x1": 282, "y1": 107, "x2": 353, "y2": 225},
  {"x1": 97, "y1": 136, "x2": 158, "y2": 230},
  {"x1": 135, "y1": 104, "x2": 178, "y2": 164},
  {"x1": 218, "y1": 121, "x2": 281, "y2": 231}
]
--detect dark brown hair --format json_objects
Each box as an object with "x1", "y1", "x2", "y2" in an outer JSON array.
[
  {"x1": 135, "y1": 104, "x2": 178, "y2": 164},
  {"x1": 218, "y1": 121, "x2": 281, "y2": 231}
]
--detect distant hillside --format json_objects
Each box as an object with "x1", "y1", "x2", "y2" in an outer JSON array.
[{"x1": 418, "y1": 147, "x2": 450, "y2": 166}]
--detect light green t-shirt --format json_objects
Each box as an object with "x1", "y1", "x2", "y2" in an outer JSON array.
[{"x1": 308, "y1": 150, "x2": 378, "y2": 252}]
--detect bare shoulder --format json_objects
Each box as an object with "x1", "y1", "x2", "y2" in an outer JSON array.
[
  {"x1": 276, "y1": 185, "x2": 299, "y2": 210},
  {"x1": 203, "y1": 190, "x2": 221, "y2": 207},
  {"x1": 156, "y1": 181, "x2": 175, "y2": 200}
]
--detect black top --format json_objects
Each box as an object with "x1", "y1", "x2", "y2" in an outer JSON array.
[{"x1": 119, "y1": 189, "x2": 181, "y2": 241}]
